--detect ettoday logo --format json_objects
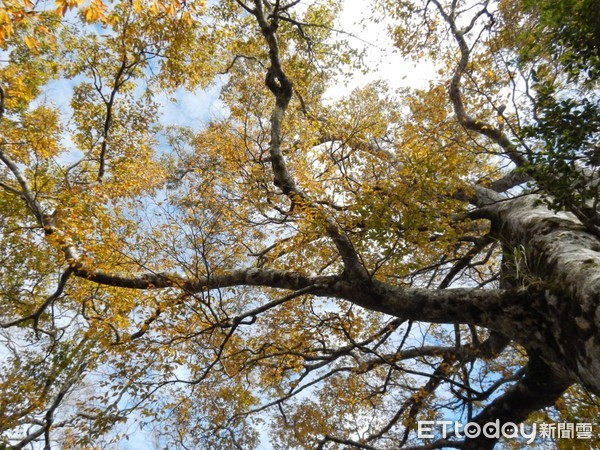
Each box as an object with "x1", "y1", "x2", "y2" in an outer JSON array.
[{"x1": 417, "y1": 420, "x2": 594, "y2": 444}]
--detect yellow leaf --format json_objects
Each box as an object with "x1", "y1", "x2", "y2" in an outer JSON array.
[
  {"x1": 24, "y1": 35, "x2": 38, "y2": 52},
  {"x1": 83, "y1": 7, "x2": 95, "y2": 21}
]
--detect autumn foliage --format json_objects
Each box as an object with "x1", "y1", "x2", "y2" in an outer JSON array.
[{"x1": 0, "y1": 0, "x2": 598, "y2": 449}]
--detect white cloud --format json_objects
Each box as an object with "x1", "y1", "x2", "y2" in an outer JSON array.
[{"x1": 157, "y1": 81, "x2": 229, "y2": 129}]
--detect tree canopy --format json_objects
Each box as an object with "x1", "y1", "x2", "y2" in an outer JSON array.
[{"x1": 0, "y1": 0, "x2": 598, "y2": 449}]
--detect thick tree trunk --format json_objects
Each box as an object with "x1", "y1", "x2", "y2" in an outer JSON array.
[{"x1": 484, "y1": 192, "x2": 600, "y2": 394}]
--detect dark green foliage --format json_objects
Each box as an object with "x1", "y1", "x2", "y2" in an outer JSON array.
[
  {"x1": 523, "y1": 71, "x2": 600, "y2": 213},
  {"x1": 516, "y1": 0, "x2": 600, "y2": 223},
  {"x1": 523, "y1": 0, "x2": 600, "y2": 82}
]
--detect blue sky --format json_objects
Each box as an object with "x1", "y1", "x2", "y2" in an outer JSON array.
[{"x1": 12, "y1": 2, "x2": 444, "y2": 448}]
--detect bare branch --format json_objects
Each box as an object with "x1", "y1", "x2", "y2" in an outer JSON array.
[{"x1": 1, "y1": 267, "x2": 74, "y2": 330}]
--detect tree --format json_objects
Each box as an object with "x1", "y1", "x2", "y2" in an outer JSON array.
[{"x1": 0, "y1": 0, "x2": 598, "y2": 448}]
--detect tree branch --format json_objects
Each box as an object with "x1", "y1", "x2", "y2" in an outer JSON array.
[
  {"x1": 0, "y1": 149, "x2": 44, "y2": 221},
  {"x1": 431, "y1": 0, "x2": 527, "y2": 167},
  {"x1": 1, "y1": 267, "x2": 74, "y2": 330},
  {"x1": 250, "y1": 0, "x2": 368, "y2": 280},
  {"x1": 461, "y1": 357, "x2": 570, "y2": 450},
  {"x1": 487, "y1": 169, "x2": 532, "y2": 193}
]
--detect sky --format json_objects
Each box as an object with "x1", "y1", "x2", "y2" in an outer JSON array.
[
  {"x1": 153, "y1": 0, "x2": 435, "y2": 131},
  {"x1": 112, "y1": 2, "x2": 436, "y2": 446},
  {"x1": 39, "y1": 0, "x2": 435, "y2": 160},
  {"x1": 19, "y1": 1, "x2": 438, "y2": 449},
  {"x1": 326, "y1": 0, "x2": 435, "y2": 98}
]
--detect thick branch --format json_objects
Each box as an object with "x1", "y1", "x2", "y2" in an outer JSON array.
[
  {"x1": 487, "y1": 169, "x2": 532, "y2": 193},
  {"x1": 32, "y1": 249, "x2": 529, "y2": 339},
  {"x1": 63, "y1": 261, "x2": 509, "y2": 325},
  {"x1": 431, "y1": 0, "x2": 527, "y2": 167},
  {"x1": 461, "y1": 357, "x2": 570, "y2": 450},
  {"x1": 250, "y1": 0, "x2": 368, "y2": 280},
  {"x1": 347, "y1": 280, "x2": 536, "y2": 335}
]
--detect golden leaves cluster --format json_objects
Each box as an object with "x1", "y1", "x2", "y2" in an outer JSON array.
[{"x1": 0, "y1": 0, "x2": 513, "y2": 447}]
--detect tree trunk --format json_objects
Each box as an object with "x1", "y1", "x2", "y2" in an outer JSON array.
[{"x1": 485, "y1": 192, "x2": 600, "y2": 394}]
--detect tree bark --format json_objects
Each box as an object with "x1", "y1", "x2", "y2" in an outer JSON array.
[
  {"x1": 481, "y1": 191, "x2": 600, "y2": 394},
  {"x1": 462, "y1": 357, "x2": 570, "y2": 449}
]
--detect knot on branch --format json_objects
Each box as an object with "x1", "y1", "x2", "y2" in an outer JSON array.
[
  {"x1": 267, "y1": 19, "x2": 278, "y2": 33},
  {"x1": 265, "y1": 66, "x2": 292, "y2": 107}
]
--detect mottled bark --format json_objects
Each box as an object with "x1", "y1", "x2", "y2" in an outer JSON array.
[
  {"x1": 482, "y1": 192, "x2": 600, "y2": 394},
  {"x1": 429, "y1": 0, "x2": 600, "y2": 398}
]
